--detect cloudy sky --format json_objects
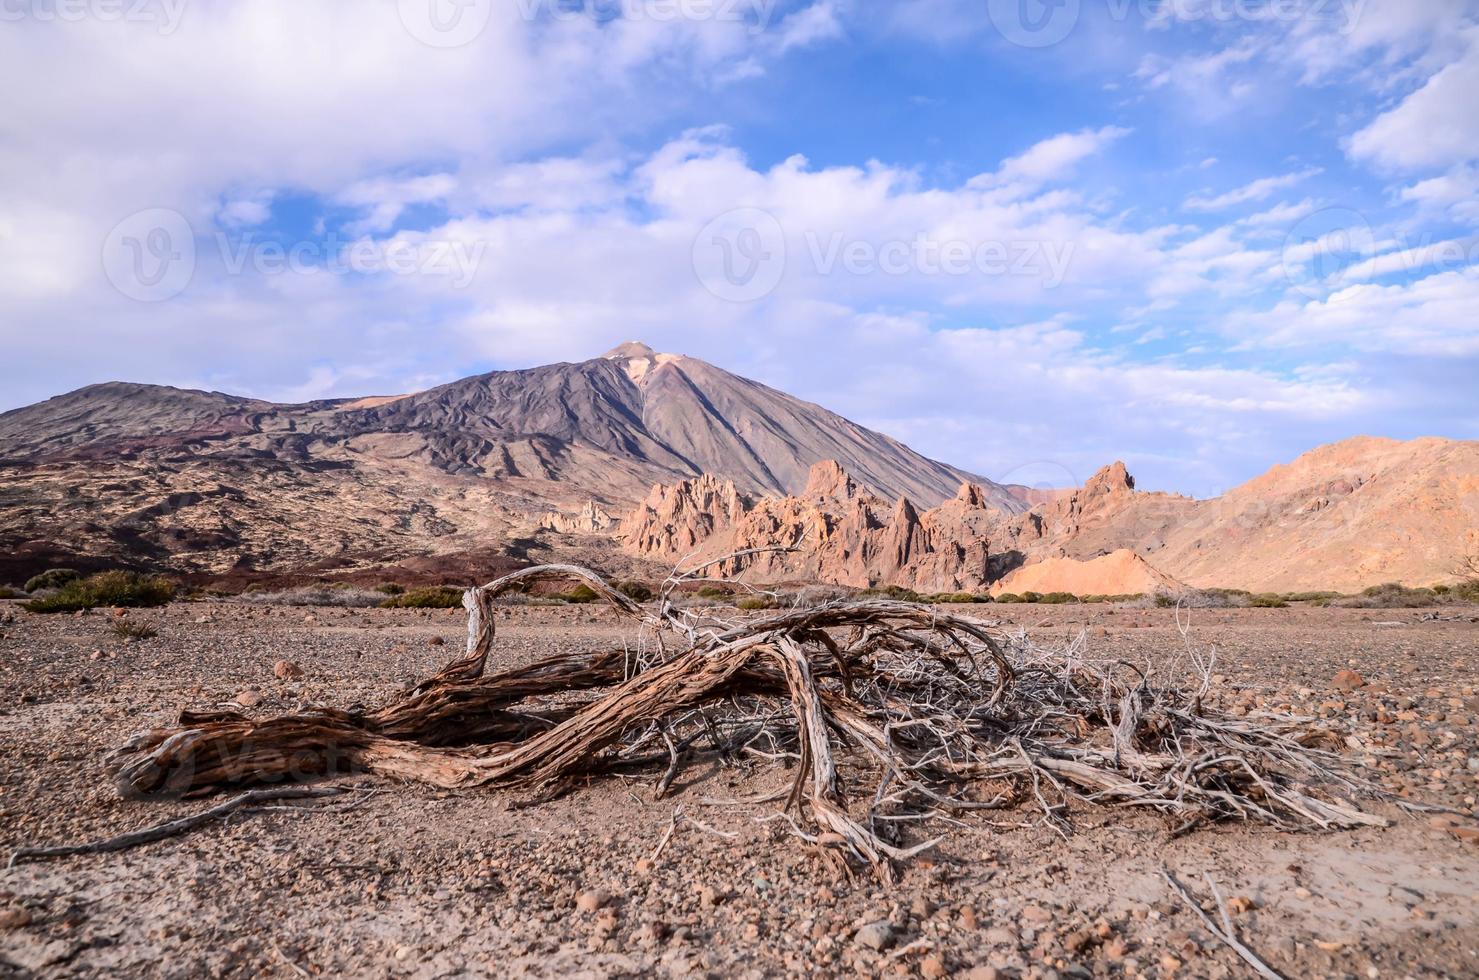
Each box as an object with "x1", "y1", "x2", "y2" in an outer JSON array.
[{"x1": 2, "y1": 0, "x2": 1476, "y2": 495}]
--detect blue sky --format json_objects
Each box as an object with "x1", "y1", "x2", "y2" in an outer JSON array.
[{"x1": 1, "y1": 0, "x2": 1477, "y2": 496}]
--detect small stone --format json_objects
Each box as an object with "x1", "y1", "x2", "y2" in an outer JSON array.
[
  {"x1": 1332, "y1": 669, "x2": 1366, "y2": 693},
  {"x1": 697, "y1": 885, "x2": 719, "y2": 908},
  {"x1": 854, "y1": 920, "x2": 895, "y2": 951},
  {"x1": 1314, "y1": 940, "x2": 1345, "y2": 952},
  {"x1": 428, "y1": 635, "x2": 445, "y2": 646},
  {"x1": 393, "y1": 946, "x2": 412, "y2": 961},
  {"x1": 635, "y1": 858, "x2": 655, "y2": 874},
  {"x1": 273, "y1": 660, "x2": 304, "y2": 680},
  {"x1": 1103, "y1": 938, "x2": 1128, "y2": 960},
  {"x1": 921, "y1": 955, "x2": 947, "y2": 978},
  {"x1": 0, "y1": 907, "x2": 33, "y2": 929},
  {"x1": 1160, "y1": 953, "x2": 1182, "y2": 973},
  {"x1": 960, "y1": 905, "x2": 979, "y2": 930},
  {"x1": 984, "y1": 926, "x2": 1017, "y2": 946},
  {"x1": 1022, "y1": 905, "x2": 1053, "y2": 924},
  {"x1": 963, "y1": 968, "x2": 1000, "y2": 980},
  {"x1": 235, "y1": 689, "x2": 262, "y2": 707},
  {"x1": 576, "y1": 888, "x2": 611, "y2": 913}
]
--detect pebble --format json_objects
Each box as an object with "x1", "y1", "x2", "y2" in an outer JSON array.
[
  {"x1": 1332, "y1": 669, "x2": 1366, "y2": 693},
  {"x1": 235, "y1": 689, "x2": 262, "y2": 707},
  {"x1": 854, "y1": 920, "x2": 895, "y2": 951},
  {"x1": 921, "y1": 955, "x2": 947, "y2": 978},
  {"x1": 273, "y1": 659, "x2": 305, "y2": 680},
  {"x1": 0, "y1": 908, "x2": 33, "y2": 929},
  {"x1": 575, "y1": 888, "x2": 611, "y2": 913}
]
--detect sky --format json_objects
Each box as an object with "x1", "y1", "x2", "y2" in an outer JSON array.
[{"x1": 1, "y1": 0, "x2": 1477, "y2": 497}]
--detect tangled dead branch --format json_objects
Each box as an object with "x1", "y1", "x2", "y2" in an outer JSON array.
[{"x1": 107, "y1": 564, "x2": 1394, "y2": 879}]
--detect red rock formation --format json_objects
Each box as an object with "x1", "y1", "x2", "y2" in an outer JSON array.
[{"x1": 623, "y1": 461, "x2": 1004, "y2": 591}]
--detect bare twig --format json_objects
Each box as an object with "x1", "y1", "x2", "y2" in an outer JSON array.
[
  {"x1": 8, "y1": 787, "x2": 345, "y2": 867},
  {"x1": 1161, "y1": 868, "x2": 1286, "y2": 980}
]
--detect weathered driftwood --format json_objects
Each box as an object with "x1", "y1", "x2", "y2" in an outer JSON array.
[{"x1": 109, "y1": 564, "x2": 1392, "y2": 878}]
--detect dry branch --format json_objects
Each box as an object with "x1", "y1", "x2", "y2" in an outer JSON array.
[{"x1": 105, "y1": 564, "x2": 1398, "y2": 878}]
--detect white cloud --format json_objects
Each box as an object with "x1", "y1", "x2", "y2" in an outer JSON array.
[
  {"x1": 1348, "y1": 27, "x2": 1479, "y2": 172},
  {"x1": 1183, "y1": 168, "x2": 1322, "y2": 212},
  {"x1": 990, "y1": 126, "x2": 1132, "y2": 188}
]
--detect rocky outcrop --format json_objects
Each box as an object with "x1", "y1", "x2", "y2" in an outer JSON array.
[
  {"x1": 991, "y1": 551, "x2": 1182, "y2": 597},
  {"x1": 539, "y1": 500, "x2": 618, "y2": 535},
  {"x1": 623, "y1": 460, "x2": 1005, "y2": 591}
]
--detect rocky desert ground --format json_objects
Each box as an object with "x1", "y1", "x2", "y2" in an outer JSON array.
[{"x1": 2, "y1": 599, "x2": 1477, "y2": 979}]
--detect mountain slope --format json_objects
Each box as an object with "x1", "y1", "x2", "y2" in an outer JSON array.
[{"x1": 0, "y1": 342, "x2": 1019, "y2": 581}]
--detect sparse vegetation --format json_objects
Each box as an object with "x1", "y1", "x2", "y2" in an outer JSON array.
[
  {"x1": 994, "y1": 593, "x2": 1025, "y2": 604},
  {"x1": 24, "y1": 568, "x2": 81, "y2": 593},
  {"x1": 736, "y1": 596, "x2": 773, "y2": 610},
  {"x1": 926, "y1": 592, "x2": 989, "y2": 604},
  {"x1": 860, "y1": 585, "x2": 925, "y2": 603},
  {"x1": 375, "y1": 583, "x2": 406, "y2": 595},
  {"x1": 379, "y1": 586, "x2": 466, "y2": 609},
  {"x1": 615, "y1": 580, "x2": 654, "y2": 603},
  {"x1": 695, "y1": 585, "x2": 732, "y2": 600},
  {"x1": 107, "y1": 620, "x2": 159, "y2": 641},
  {"x1": 23, "y1": 571, "x2": 175, "y2": 613},
  {"x1": 555, "y1": 584, "x2": 601, "y2": 604},
  {"x1": 0, "y1": 585, "x2": 25, "y2": 600},
  {"x1": 1332, "y1": 583, "x2": 1441, "y2": 609},
  {"x1": 1249, "y1": 594, "x2": 1290, "y2": 608},
  {"x1": 239, "y1": 586, "x2": 386, "y2": 608}
]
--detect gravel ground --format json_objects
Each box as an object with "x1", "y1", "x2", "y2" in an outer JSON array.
[{"x1": 1, "y1": 600, "x2": 1477, "y2": 979}]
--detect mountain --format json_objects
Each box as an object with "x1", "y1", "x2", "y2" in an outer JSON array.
[
  {"x1": 0, "y1": 343, "x2": 1022, "y2": 583},
  {"x1": 623, "y1": 437, "x2": 1479, "y2": 594}
]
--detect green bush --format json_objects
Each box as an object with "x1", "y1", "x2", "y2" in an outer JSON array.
[
  {"x1": 24, "y1": 568, "x2": 80, "y2": 593},
  {"x1": 24, "y1": 571, "x2": 175, "y2": 613},
  {"x1": 995, "y1": 593, "x2": 1025, "y2": 604},
  {"x1": 1453, "y1": 579, "x2": 1479, "y2": 602},
  {"x1": 375, "y1": 583, "x2": 406, "y2": 595},
  {"x1": 695, "y1": 585, "x2": 731, "y2": 600},
  {"x1": 557, "y1": 584, "x2": 601, "y2": 604},
  {"x1": 616, "y1": 580, "x2": 654, "y2": 603},
  {"x1": 0, "y1": 585, "x2": 25, "y2": 599},
  {"x1": 1248, "y1": 594, "x2": 1289, "y2": 608},
  {"x1": 380, "y1": 586, "x2": 465, "y2": 609},
  {"x1": 929, "y1": 592, "x2": 987, "y2": 604},
  {"x1": 1037, "y1": 592, "x2": 1078, "y2": 605},
  {"x1": 736, "y1": 596, "x2": 773, "y2": 611},
  {"x1": 1281, "y1": 591, "x2": 1344, "y2": 603}
]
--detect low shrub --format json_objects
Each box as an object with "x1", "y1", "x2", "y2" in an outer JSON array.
[
  {"x1": 240, "y1": 586, "x2": 386, "y2": 608},
  {"x1": 107, "y1": 620, "x2": 159, "y2": 641},
  {"x1": 860, "y1": 585, "x2": 925, "y2": 603},
  {"x1": 24, "y1": 571, "x2": 175, "y2": 613},
  {"x1": 994, "y1": 593, "x2": 1025, "y2": 604},
  {"x1": 1334, "y1": 583, "x2": 1440, "y2": 608},
  {"x1": 616, "y1": 580, "x2": 654, "y2": 603},
  {"x1": 936, "y1": 592, "x2": 989, "y2": 604},
  {"x1": 736, "y1": 596, "x2": 773, "y2": 611},
  {"x1": 556, "y1": 584, "x2": 601, "y2": 604},
  {"x1": 1248, "y1": 594, "x2": 1289, "y2": 608},
  {"x1": 24, "y1": 568, "x2": 80, "y2": 593},
  {"x1": 380, "y1": 586, "x2": 465, "y2": 609},
  {"x1": 695, "y1": 585, "x2": 732, "y2": 600},
  {"x1": 0, "y1": 585, "x2": 25, "y2": 600},
  {"x1": 375, "y1": 583, "x2": 406, "y2": 596},
  {"x1": 1281, "y1": 591, "x2": 1344, "y2": 604},
  {"x1": 1037, "y1": 592, "x2": 1078, "y2": 605}
]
